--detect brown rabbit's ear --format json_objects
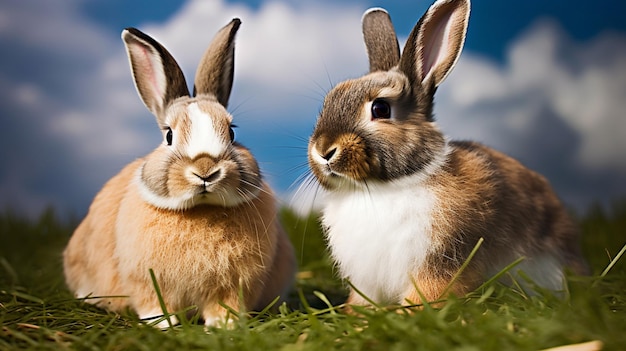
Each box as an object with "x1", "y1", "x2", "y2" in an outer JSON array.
[
  {"x1": 399, "y1": 0, "x2": 470, "y2": 88},
  {"x1": 362, "y1": 8, "x2": 401, "y2": 72},
  {"x1": 193, "y1": 18, "x2": 241, "y2": 108},
  {"x1": 122, "y1": 28, "x2": 189, "y2": 122}
]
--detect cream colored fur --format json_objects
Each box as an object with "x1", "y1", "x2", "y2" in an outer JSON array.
[{"x1": 63, "y1": 20, "x2": 295, "y2": 327}]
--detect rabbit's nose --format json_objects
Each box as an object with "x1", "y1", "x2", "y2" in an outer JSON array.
[
  {"x1": 322, "y1": 147, "x2": 337, "y2": 161},
  {"x1": 194, "y1": 168, "x2": 222, "y2": 184}
]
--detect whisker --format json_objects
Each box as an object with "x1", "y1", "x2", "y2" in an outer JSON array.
[
  {"x1": 229, "y1": 95, "x2": 255, "y2": 117},
  {"x1": 318, "y1": 60, "x2": 335, "y2": 93},
  {"x1": 288, "y1": 172, "x2": 326, "y2": 264},
  {"x1": 275, "y1": 145, "x2": 309, "y2": 151},
  {"x1": 285, "y1": 163, "x2": 313, "y2": 180},
  {"x1": 308, "y1": 80, "x2": 329, "y2": 101},
  {"x1": 289, "y1": 172, "x2": 324, "y2": 216},
  {"x1": 241, "y1": 186, "x2": 283, "y2": 271},
  {"x1": 294, "y1": 92, "x2": 325, "y2": 104},
  {"x1": 218, "y1": 191, "x2": 227, "y2": 208},
  {"x1": 237, "y1": 189, "x2": 267, "y2": 266},
  {"x1": 240, "y1": 178, "x2": 272, "y2": 197}
]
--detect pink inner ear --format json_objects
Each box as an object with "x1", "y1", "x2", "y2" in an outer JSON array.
[
  {"x1": 129, "y1": 42, "x2": 167, "y2": 111},
  {"x1": 142, "y1": 47, "x2": 167, "y2": 100},
  {"x1": 420, "y1": 12, "x2": 453, "y2": 82},
  {"x1": 140, "y1": 46, "x2": 165, "y2": 101}
]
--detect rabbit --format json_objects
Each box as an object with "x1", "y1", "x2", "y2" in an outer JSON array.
[
  {"x1": 307, "y1": 0, "x2": 588, "y2": 308},
  {"x1": 63, "y1": 19, "x2": 296, "y2": 328}
]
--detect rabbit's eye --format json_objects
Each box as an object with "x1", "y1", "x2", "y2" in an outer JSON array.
[
  {"x1": 371, "y1": 99, "x2": 391, "y2": 120},
  {"x1": 229, "y1": 124, "x2": 237, "y2": 142},
  {"x1": 165, "y1": 128, "x2": 173, "y2": 145}
]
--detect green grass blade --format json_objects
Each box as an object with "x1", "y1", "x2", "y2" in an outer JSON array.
[
  {"x1": 600, "y1": 242, "x2": 626, "y2": 277},
  {"x1": 2, "y1": 205, "x2": 626, "y2": 350},
  {"x1": 9, "y1": 290, "x2": 44, "y2": 304},
  {"x1": 0, "y1": 257, "x2": 19, "y2": 285},
  {"x1": 313, "y1": 290, "x2": 338, "y2": 315},
  {"x1": 148, "y1": 268, "x2": 172, "y2": 328},
  {"x1": 346, "y1": 280, "x2": 381, "y2": 309},
  {"x1": 475, "y1": 256, "x2": 526, "y2": 292},
  {"x1": 441, "y1": 237, "x2": 484, "y2": 297}
]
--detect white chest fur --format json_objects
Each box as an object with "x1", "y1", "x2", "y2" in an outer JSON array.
[{"x1": 321, "y1": 182, "x2": 437, "y2": 304}]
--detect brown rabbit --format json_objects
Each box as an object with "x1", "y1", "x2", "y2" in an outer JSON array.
[
  {"x1": 307, "y1": 0, "x2": 588, "y2": 308},
  {"x1": 63, "y1": 19, "x2": 296, "y2": 328}
]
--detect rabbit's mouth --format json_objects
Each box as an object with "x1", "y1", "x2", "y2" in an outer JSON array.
[
  {"x1": 190, "y1": 182, "x2": 219, "y2": 199},
  {"x1": 196, "y1": 184, "x2": 218, "y2": 197},
  {"x1": 315, "y1": 167, "x2": 363, "y2": 191},
  {"x1": 187, "y1": 182, "x2": 260, "y2": 208},
  {"x1": 318, "y1": 163, "x2": 344, "y2": 180},
  {"x1": 190, "y1": 189, "x2": 226, "y2": 207},
  {"x1": 194, "y1": 182, "x2": 211, "y2": 194}
]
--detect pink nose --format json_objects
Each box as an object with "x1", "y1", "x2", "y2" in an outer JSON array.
[{"x1": 194, "y1": 168, "x2": 222, "y2": 184}]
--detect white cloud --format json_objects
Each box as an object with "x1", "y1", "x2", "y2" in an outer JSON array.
[
  {"x1": 438, "y1": 19, "x2": 626, "y2": 173},
  {"x1": 0, "y1": 1, "x2": 109, "y2": 56},
  {"x1": 1, "y1": 0, "x2": 625, "y2": 218},
  {"x1": 137, "y1": 0, "x2": 367, "y2": 114},
  {"x1": 290, "y1": 18, "x2": 626, "y2": 214},
  {"x1": 0, "y1": 0, "x2": 368, "y2": 216}
]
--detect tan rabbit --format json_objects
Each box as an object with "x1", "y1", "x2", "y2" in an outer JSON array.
[
  {"x1": 63, "y1": 19, "x2": 296, "y2": 328},
  {"x1": 307, "y1": 0, "x2": 588, "y2": 308}
]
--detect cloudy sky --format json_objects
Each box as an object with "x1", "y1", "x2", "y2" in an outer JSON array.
[{"x1": 1, "y1": 0, "x2": 625, "y2": 218}]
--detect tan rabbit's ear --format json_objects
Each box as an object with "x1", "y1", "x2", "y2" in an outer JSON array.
[
  {"x1": 362, "y1": 8, "x2": 401, "y2": 72},
  {"x1": 122, "y1": 28, "x2": 189, "y2": 122},
  {"x1": 399, "y1": 0, "x2": 470, "y2": 88},
  {"x1": 193, "y1": 18, "x2": 241, "y2": 108}
]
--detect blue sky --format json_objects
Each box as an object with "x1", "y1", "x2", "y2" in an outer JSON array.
[{"x1": 1, "y1": 0, "x2": 626, "y2": 218}]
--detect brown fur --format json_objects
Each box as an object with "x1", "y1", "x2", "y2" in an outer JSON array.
[
  {"x1": 64, "y1": 20, "x2": 295, "y2": 326},
  {"x1": 307, "y1": 0, "x2": 588, "y2": 309},
  {"x1": 64, "y1": 159, "x2": 292, "y2": 317},
  {"x1": 416, "y1": 141, "x2": 588, "y2": 304},
  {"x1": 362, "y1": 9, "x2": 401, "y2": 72}
]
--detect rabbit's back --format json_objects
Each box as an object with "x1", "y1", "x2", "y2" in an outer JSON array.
[{"x1": 426, "y1": 141, "x2": 588, "y2": 283}]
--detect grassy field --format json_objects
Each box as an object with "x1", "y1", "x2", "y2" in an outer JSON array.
[{"x1": 1, "y1": 203, "x2": 625, "y2": 350}]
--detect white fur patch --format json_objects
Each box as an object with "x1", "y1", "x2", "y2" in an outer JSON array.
[
  {"x1": 322, "y1": 177, "x2": 438, "y2": 304},
  {"x1": 309, "y1": 144, "x2": 329, "y2": 166},
  {"x1": 75, "y1": 289, "x2": 90, "y2": 299},
  {"x1": 320, "y1": 142, "x2": 450, "y2": 304},
  {"x1": 135, "y1": 167, "x2": 194, "y2": 210},
  {"x1": 186, "y1": 103, "x2": 227, "y2": 158},
  {"x1": 204, "y1": 315, "x2": 232, "y2": 328},
  {"x1": 138, "y1": 309, "x2": 179, "y2": 329}
]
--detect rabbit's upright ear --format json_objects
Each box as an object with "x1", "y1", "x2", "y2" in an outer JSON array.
[
  {"x1": 122, "y1": 28, "x2": 189, "y2": 121},
  {"x1": 193, "y1": 19, "x2": 241, "y2": 108},
  {"x1": 362, "y1": 8, "x2": 400, "y2": 72},
  {"x1": 399, "y1": 0, "x2": 470, "y2": 88}
]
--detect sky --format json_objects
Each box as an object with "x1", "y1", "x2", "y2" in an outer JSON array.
[{"x1": 1, "y1": 0, "x2": 626, "y2": 219}]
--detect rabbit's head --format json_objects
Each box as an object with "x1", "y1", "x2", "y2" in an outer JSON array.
[
  {"x1": 308, "y1": 0, "x2": 470, "y2": 190},
  {"x1": 123, "y1": 19, "x2": 262, "y2": 210}
]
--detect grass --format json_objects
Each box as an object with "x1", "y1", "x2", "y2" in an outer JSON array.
[{"x1": 1, "y1": 204, "x2": 625, "y2": 350}]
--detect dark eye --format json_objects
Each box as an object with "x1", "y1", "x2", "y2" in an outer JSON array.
[
  {"x1": 165, "y1": 127, "x2": 173, "y2": 145},
  {"x1": 229, "y1": 124, "x2": 237, "y2": 142},
  {"x1": 371, "y1": 99, "x2": 391, "y2": 120}
]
